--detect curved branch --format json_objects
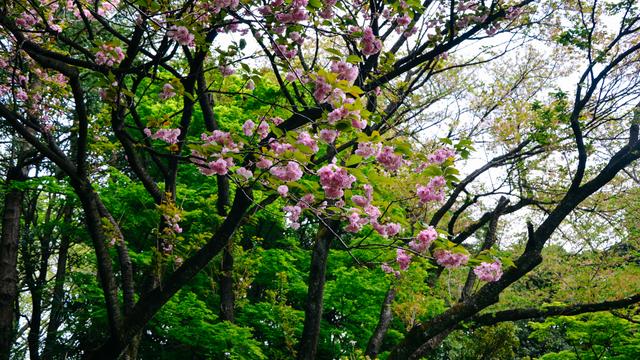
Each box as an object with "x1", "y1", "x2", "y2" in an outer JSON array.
[{"x1": 470, "y1": 294, "x2": 640, "y2": 327}]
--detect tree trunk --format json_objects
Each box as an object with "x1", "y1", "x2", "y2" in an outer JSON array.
[
  {"x1": 0, "y1": 166, "x2": 25, "y2": 360},
  {"x1": 219, "y1": 245, "x2": 235, "y2": 322},
  {"x1": 42, "y1": 205, "x2": 72, "y2": 360},
  {"x1": 297, "y1": 220, "x2": 337, "y2": 360},
  {"x1": 365, "y1": 286, "x2": 396, "y2": 357}
]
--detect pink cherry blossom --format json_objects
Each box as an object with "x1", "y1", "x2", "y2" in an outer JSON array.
[
  {"x1": 428, "y1": 148, "x2": 455, "y2": 164},
  {"x1": 95, "y1": 44, "x2": 125, "y2": 67},
  {"x1": 385, "y1": 223, "x2": 402, "y2": 236},
  {"x1": 16, "y1": 11, "x2": 38, "y2": 29},
  {"x1": 355, "y1": 142, "x2": 381, "y2": 158},
  {"x1": 297, "y1": 193, "x2": 315, "y2": 209},
  {"x1": 327, "y1": 106, "x2": 349, "y2": 124},
  {"x1": 317, "y1": 164, "x2": 356, "y2": 199},
  {"x1": 256, "y1": 157, "x2": 273, "y2": 169},
  {"x1": 416, "y1": 176, "x2": 446, "y2": 203},
  {"x1": 345, "y1": 211, "x2": 367, "y2": 232},
  {"x1": 236, "y1": 167, "x2": 253, "y2": 180},
  {"x1": 376, "y1": 146, "x2": 403, "y2": 171},
  {"x1": 330, "y1": 61, "x2": 359, "y2": 83},
  {"x1": 351, "y1": 195, "x2": 368, "y2": 207},
  {"x1": 381, "y1": 263, "x2": 394, "y2": 274},
  {"x1": 146, "y1": 128, "x2": 181, "y2": 144},
  {"x1": 257, "y1": 121, "x2": 270, "y2": 139},
  {"x1": 364, "y1": 204, "x2": 381, "y2": 220},
  {"x1": 313, "y1": 76, "x2": 332, "y2": 103},
  {"x1": 360, "y1": 27, "x2": 382, "y2": 56},
  {"x1": 270, "y1": 161, "x2": 304, "y2": 182},
  {"x1": 283, "y1": 205, "x2": 302, "y2": 229},
  {"x1": 409, "y1": 226, "x2": 438, "y2": 253},
  {"x1": 319, "y1": 129, "x2": 339, "y2": 143},
  {"x1": 473, "y1": 260, "x2": 503, "y2": 282},
  {"x1": 273, "y1": 43, "x2": 297, "y2": 59},
  {"x1": 220, "y1": 65, "x2": 235, "y2": 76},
  {"x1": 396, "y1": 14, "x2": 411, "y2": 27},
  {"x1": 269, "y1": 140, "x2": 295, "y2": 154},
  {"x1": 277, "y1": 185, "x2": 289, "y2": 197},
  {"x1": 396, "y1": 249, "x2": 412, "y2": 270},
  {"x1": 159, "y1": 83, "x2": 176, "y2": 100},
  {"x1": 297, "y1": 132, "x2": 319, "y2": 153},
  {"x1": 209, "y1": 158, "x2": 231, "y2": 175},
  {"x1": 434, "y1": 249, "x2": 469, "y2": 268},
  {"x1": 168, "y1": 26, "x2": 195, "y2": 47},
  {"x1": 242, "y1": 120, "x2": 255, "y2": 136}
]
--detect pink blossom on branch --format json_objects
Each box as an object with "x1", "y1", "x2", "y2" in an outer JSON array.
[
  {"x1": 168, "y1": 26, "x2": 195, "y2": 47},
  {"x1": 428, "y1": 148, "x2": 456, "y2": 164},
  {"x1": 277, "y1": 185, "x2": 289, "y2": 197},
  {"x1": 317, "y1": 164, "x2": 356, "y2": 199},
  {"x1": 409, "y1": 226, "x2": 438, "y2": 253},
  {"x1": 159, "y1": 83, "x2": 176, "y2": 100},
  {"x1": 16, "y1": 11, "x2": 38, "y2": 29},
  {"x1": 95, "y1": 44, "x2": 125, "y2": 67},
  {"x1": 360, "y1": 27, "x2": 383, "y2": 56},
  {"x1": 319, "y1": 129, "x2": 339, "y2": 143},
  {"x1": 199, "y1": 158, "x2": 234, "y2": 176},
  {"x1": 144, "y1": 128, "x2": 181, "y2": 144},
  {"x1": 297, "y1": 132, "x2": 319, "y2": 153},
  {"x1": 473, "y1": 261, "x2": 503, "y2": 282},
  {"x1": 376, "y1": 146, "x2": 403, "y2": 171},
  {"x1": 270, "y1": 161, "x2": 304, "y2": 182},
  {"x1": 330, "y1": 61, "x2": 359, "y2": 83},
  {"x1": 433, "y1": 249, "x2": 469, "y2": 269},
  {"x1": 236, "y1": 167, "x2": 253, "y2": 180},
  {"x1": 396, "y1": 249, "x2": 412, "y2": 270},
  {"x1": 242, "y1": 120, "x2": 255, "y2": 136},
  {"x1": 283, "y1": 205, "x2": 302, "y2": 229},
  {"x1": 416, "y1": 176, "x2": 446, "y2": 203}
]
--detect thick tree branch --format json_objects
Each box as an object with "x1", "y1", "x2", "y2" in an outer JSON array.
[{"x1": 470, "y1": 294, "x2": 640, "y2": 327}]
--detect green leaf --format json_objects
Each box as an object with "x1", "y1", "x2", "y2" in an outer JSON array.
[
  {"x1": 326, "y1": 48, "x2": 343, "y2": 56},
  {"x1": 346, "y1": 54, "x2": 363, "y2": 64},
  {"x1": 308, "y1": 0, "x2": 322, "y2": 8},
  {"x1": 346, "y1": 155, "x2": 363, "y2": 167}
]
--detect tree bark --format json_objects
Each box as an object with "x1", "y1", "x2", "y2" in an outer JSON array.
[
  {"x1": 365, "y1": 286, "x2": 397, "y2": 358},
  {"x1": 219, "y1": 245, "x2": 235, "y2": 322},
  {"x1": 297, "y1": 220, "x2": 337, "y2": 360},
  {"x1": 0, "y1": 166, "x2": 25, "y2": 360},
  {"x1": 42, "y1": 204, "x2": 72, "y2": 360}
]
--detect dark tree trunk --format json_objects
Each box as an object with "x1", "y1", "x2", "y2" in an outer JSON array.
[
  {"x1": 198, "y1": 71, "x2": 235, "y2": 323},
  {"x1": 365, "y1": 286, "x2": 396, "y2": 357},
  {"x1": 85, "y1": 188, "x2": 253, "y2": 359},
  {"x1": 297, "y1": 220, "x2": 337, "y2": 360},
  {"x1": 42, "y1": 205, "x2": 72, "y2": 360},
  {"x1": 219, "y1": 245, "x2": 235, "y2": 322},
  {"x1": 0, "y1": 166, "x2": 25, "y2": 360}
]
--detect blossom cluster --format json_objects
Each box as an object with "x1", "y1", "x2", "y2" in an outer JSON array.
[
  {"x1": 408, "y1": 227, "x2": 438, "y2": 253},
  {"x1": 144, "y1": 128, "x2": 181, "y2": 145},
  {"x1": 434, "y1": 249, "x2": 469, "y2": 268},
  {"x1": 95, "y1": 44, "x2": 125, "y2": 67},
  {"x1": 416, "y1": 176, "x2": 446, "y2": 203},
  {"x1": 168, "y1": 26, "x2": 195, "y2": 47},
  {"x1": 317, "y1": 163, "x2": 356, "y2": 199},
  {"x1": 473, "y1": 260, "x2": 503, "y2": 282}
]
